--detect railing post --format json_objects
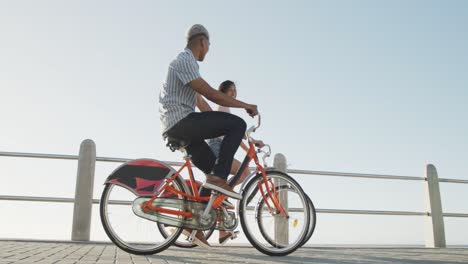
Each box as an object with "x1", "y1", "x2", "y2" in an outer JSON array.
[
  {"x1": 273, "y1": 153, "x2": 289, "y2": 245},
  {"x1": 71, "y1": 139, "x2": 96, "y2": 241},
  {"x1": 424, "y1": 164, "x2": 446, "y2": 248}
]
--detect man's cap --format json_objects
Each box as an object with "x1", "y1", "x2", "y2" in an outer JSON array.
[{"x1": 186, "y1": 24, "x2": 210, "y2": 42}]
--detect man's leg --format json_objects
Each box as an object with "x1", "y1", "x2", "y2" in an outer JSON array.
[
  {"x1": 184, "y1": 140, "x2": 216, "y2": 175},
  {"x1": 165, "y1": 111, "x2": 246, "y2": 198}
]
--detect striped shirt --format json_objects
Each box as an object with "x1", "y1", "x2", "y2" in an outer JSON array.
[{"x1": 159, "y1": 48, "x2": 201, "y2": 134}]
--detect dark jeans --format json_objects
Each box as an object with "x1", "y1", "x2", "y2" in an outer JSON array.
[{"x1": 164, "y1": 111, "x2": 247, "y2": 180}]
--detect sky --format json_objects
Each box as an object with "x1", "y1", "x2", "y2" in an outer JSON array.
[{"x1": 1, "y1": 1, "x2": 467, "y2": 245}]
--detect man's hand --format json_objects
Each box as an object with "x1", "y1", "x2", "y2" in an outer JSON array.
[
  {"x1": 245, "y1": 104, "x2": 258, "y2": 117},
  {"x1": 252, "y1": 139, "x2": 265, "y2": 148}
]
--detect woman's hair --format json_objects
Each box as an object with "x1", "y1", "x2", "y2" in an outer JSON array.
[{"x1": 218, "y1": 80, "x2": 235, "y2": 94}]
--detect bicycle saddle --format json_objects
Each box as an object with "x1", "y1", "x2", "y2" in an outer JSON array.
[{"x1": 166, "y1": 136, "x2": 188, "y2": 152}]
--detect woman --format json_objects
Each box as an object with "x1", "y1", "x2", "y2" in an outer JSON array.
[
  {"x1": 195, "y1": 80, "x2": 264, "y2": 244},
  {"x1": 207, "y1": 80, "x2": 253, "y2": 186},
  {"x1": 206, "y1": 80, "x2": 263, "y2": 244}
]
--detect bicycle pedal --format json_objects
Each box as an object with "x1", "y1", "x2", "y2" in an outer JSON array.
[
  {"x1": 183, "y1": 230, "x2": 198, "y2": 243},
  {"x1": 230, "y1": 231, "x2": 240, "y2": 240}
]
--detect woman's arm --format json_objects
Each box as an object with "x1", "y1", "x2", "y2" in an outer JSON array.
[
  {"x1": 196, "y1": 93, "x2": 213, "y2": 112},
  {"x1": 240, "y1": 140, "x2": 249, "y2": 152}
]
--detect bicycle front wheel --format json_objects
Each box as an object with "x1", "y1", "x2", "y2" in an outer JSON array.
[{"x1": 239, "y1": 170, "x2": 310, "y2": 256}]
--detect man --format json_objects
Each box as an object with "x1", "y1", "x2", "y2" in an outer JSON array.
[{"x1": 159, "y1": 24, "x2": 258, "y2": 247}]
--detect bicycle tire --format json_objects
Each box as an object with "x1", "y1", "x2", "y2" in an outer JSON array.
[{"x1": 301, "y1": 194, "x2": 317, "y2": 246}]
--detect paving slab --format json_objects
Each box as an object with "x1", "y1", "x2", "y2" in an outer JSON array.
[{"x1": 0, "y1": 241, "x2": 467, "y2": 264}]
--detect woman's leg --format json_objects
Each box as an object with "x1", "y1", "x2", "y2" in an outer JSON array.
[{"x1": 228, "y1": 159, "x2": 252, "y2": 187}]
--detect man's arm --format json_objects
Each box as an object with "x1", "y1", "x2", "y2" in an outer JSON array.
[
  {"x1": 190, "y1": 78, "x2": 258, "y2": 116},
  {"x1": 196, "y1": 93, "x2": 213, "y2": 112}
]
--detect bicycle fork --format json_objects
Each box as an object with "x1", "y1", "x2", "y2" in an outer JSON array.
[{"x1": 259, "y1": 180, "x2": 289, "y2": 218}]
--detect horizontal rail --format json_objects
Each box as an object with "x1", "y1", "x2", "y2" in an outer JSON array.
[
  {"x1": 439, "y1": 178, "x2": 468, "y2": 184},
  {"x1": 0, "y1": 195, "x2": 75, "y2": 203},
  {"x1": 0, "y1": 151, "x2": 185, "y2": 167},
  {"x1": 244, "y1": 206, "x2": 428, "y2": 216},
  {"x1": 288, "y1": 169, "x2": 425, "y2": 181},
  {"x1": 0, "y1": 196, "x2": 431, "y2": 217},
  {"x1": 0, "y1": 195, "x2": 130, "y2": 205},
  {"x1": 3, "y1": 195, "x2": 468, "y2": 218},
  {"x1": 316, "y1": 208, "x2": 428, "y2": 216},
  {"x1": 2, "y1": 151, "x2": 467, "y2": 183},
  {"x1": 443, "y1": 213, "x2": 468, "y2": 218},
  {"x1": 0, "y1": 152, "x2": 79, "y2": 161}
]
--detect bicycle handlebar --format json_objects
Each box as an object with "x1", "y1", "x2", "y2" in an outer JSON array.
[
  {"x1": 245, "y1": 114, "x2": 272, "y2": 166},
  {"x1": 255, "y1": 114, "x2": 261, "y2": 130},
  {"x1": 246, "y1": 113, "x2": 261, "y2": 140}
]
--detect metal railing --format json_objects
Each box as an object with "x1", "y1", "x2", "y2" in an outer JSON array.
[{"x1": 1, "y1": 139, "x2": 467, "y2": 247}]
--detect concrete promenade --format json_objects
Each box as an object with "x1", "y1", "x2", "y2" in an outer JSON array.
[{"x1": 1, "y1": 240, "x2": 467, "y2": 264}]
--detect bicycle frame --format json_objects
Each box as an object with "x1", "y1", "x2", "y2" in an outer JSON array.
[{"x1": 141, "y1": 135, "x2": 289, "y2": 222}]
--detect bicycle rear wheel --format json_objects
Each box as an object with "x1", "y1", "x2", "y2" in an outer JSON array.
[
  {"x1": 100, "y1": 177, "x2": 186, "y2": 255},
  {"x1": 239, "y1": 171, "x2": 310, "y2": 256}
]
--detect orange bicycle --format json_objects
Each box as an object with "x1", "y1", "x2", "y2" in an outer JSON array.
[{"x1": 100, "y1": 115, "x2": 315, "y2": 256}]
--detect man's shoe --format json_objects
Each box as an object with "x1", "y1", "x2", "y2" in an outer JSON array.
[
  {"x1": 204, "y1": 175, "x2": 242, "y2": 200},
  {"x1": 183, "y1": 229, "x2": 211, "y2": 249}
]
